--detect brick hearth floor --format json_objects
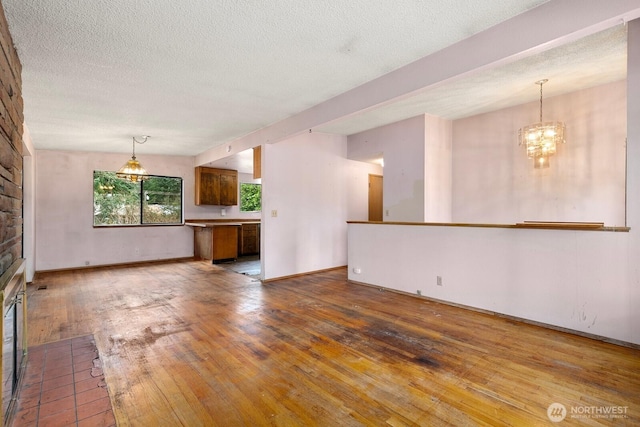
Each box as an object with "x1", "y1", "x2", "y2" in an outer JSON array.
[{"x1": 9, "y1": 335, "x2": 116, "y2": 426}]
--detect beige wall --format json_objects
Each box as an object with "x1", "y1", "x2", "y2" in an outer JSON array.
[
  {"x1": 35, "y1": 150, "x2": 196, "y2": 271},
  {"x1": 424, "y1": 114, "x2": 452, "y2": 222},
  {"x1": 348, "y1": 116, "x2": 426, "y2": 222},
  {"x1": 262, "y1": 132, "x2": 379, "y2": 280},
  {"x1": 452, "y1": 81, "x2": 627, "y2": 226},
  {"x1": 347, "y1": 21, "x2": 640, "y2": 346}
]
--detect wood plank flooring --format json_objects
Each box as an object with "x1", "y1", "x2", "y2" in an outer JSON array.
[{"x1": 22, "y1": 260, "x2": 640, "y2": 426}]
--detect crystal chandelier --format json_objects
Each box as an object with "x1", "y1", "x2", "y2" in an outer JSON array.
[
  {"x1": 117, "y1": 136, "x2": 150, "y2": 182},
  {"x1": 518, "y1": 79, "x2": 565, "y2": 169}
]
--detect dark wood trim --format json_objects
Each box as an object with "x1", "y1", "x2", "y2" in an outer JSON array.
[
  {"x1": 347, "y1": 220, "x2": 630, "y2": 232},
  {"x1": 33, "y1": 257, "x2": 196, "y2": 277},
  {"x1": 185, "y1": 218, "x2": 261, "y2": 224},
  {"x1": 93, "y1": 223, "x2": 185, "y2": 229}
]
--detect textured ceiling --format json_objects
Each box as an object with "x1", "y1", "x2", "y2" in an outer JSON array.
[
  {"x1": 3, "y1": 0, "x2": 551, "y2": 156},
  {"x1": 317, "y1": 25, "x2": 628, "y2": 136}
]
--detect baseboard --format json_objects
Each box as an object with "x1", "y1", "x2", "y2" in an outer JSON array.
[
  {"x1": 262, "y1": 265, "x2": 347, "y2": 283},
  {"x1": 34, "y1": 257, "x2": 197, "y2": 278}
]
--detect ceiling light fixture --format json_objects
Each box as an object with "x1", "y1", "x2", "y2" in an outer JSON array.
[
  {"x1": 116, "y1": 136, "x2": 150, "y2": 182},
  {"x1": 518, "y1": 79, "x2": 565, "y2": 169}
]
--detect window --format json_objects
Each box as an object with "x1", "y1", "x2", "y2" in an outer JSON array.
[
  {"x1": 93, "y1": 171, "x2": 183, "y2": 226},
  {"x1": 240, "y1": 183, "x2": 262, "y2": 212}
]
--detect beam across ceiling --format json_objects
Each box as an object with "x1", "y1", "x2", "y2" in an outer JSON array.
[{"x1": 196, "y1": 0, "x2": 640, "y2": 167}]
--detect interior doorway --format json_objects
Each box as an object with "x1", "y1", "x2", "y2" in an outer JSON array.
[
  {"x1": 368, "y1": 174, "x2": 383, "y2": 221},
  {"x1": 204, "y1": 147, "x2": 263, "y2": 279}
]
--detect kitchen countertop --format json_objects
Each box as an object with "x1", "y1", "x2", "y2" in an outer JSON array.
[
  {"x1": 185, "y1": 219, "x2": 260, "y2": 228},
  {"x1": 186, "y1": 222, "x2": 242, "y2": 227}
]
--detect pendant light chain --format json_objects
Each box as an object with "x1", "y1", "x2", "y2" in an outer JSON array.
[
  {"x1": 132, "y1": 135, "x2": 149, "y2": 160},
  {"x1": 536, "y1": 78, "x2": 548, "y2": 123},
  {"x1": 539, "y1": 81, "x2": 543, "y2": 123}
]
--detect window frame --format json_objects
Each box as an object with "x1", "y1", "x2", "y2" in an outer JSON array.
[
  {"x1": 93, "y1": 171, "x2": 184, "y2": 227},
  {"x1": 239, "y1": 182, "x2": 262, "y2": 213}
]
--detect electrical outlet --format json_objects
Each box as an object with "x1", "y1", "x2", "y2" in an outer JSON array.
[
  {"x1": 353, "y1": 268, "x2": 361, "y2": 274},
  {"x1": 271, "y1": 210, "x2": 278, "y2": 217},
  {"x1": 437, "y1": 276, "x2": 442, "y2": 286}
]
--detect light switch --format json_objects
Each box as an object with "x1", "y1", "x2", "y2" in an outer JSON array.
[{"x1": 271, "y1": 210, "x2": 278, "y2": 217}]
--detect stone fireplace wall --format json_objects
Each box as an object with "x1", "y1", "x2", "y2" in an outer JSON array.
[{"x1": 0, "y1": 4, "x2": 24, "y2": 277}]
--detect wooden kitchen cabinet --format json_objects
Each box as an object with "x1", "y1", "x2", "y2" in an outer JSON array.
[
  {"x1": 253, "y1": 145, "x2": 261, "y2": 179},
  {"x1": 240, "y1": 223, "x2": 260, "y2": 255},
  {"x1": 193, "y1": 224, "x2": 240, "y2": 262},
  {"x1": 218, "y1": 170, "x2": 237, "y2": 206},
  {"x1": 195, "y1": 167, "x2": 238, "y2": 206},
  {"x1": 212, "y1": 225, "x2": 239, "y2": 262}
]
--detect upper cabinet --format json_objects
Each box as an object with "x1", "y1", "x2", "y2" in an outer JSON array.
[
  {"x1": 218, "y1": 169, "x2": 238, "y2": 206},
  {"x1": 195, "y1": 167, "x2": 238, "y2": 206},
  {"x1": 253, "y1": 146, "x2": 261, "y2": 179}
]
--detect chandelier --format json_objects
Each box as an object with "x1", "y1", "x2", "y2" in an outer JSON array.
[
  {"x1": 518, "y1": 79, "x2": 565, "y2": 169},
  {"x1": 116, "y1": 136, "x2": 150, "y2": 182}
]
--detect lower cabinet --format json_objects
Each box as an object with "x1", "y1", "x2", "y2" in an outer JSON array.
[
  {"x1": 212, "y1": 225, "x2": 240, "y2": 262},
  {"x1": 193, "y1": 225, "x2": 240, "y2": 262},
  {"x1": 240, "y1": 223, "x2": 260, "y2": 255}
]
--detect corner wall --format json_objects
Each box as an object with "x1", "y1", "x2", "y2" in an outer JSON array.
[
  {"x1": 348, "y1": 115, "x2": 425, "y2": 222},
  {"x1": 424, "y1": 114, "x2": 452, "y2": 222},
  {"x1": 22, "y1": 126, "x2": 34, "y2": 282},
  {"x1": 262, "y1": 132, "x2": 356, "y2": 280},
  {"x1": 348, "y1": 114, "x2": 453, "y2": 223}
]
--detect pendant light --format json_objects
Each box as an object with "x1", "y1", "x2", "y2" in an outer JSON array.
[
  {"x1": 518, "y1": 79, "x2": 565, "y2": 169},
  {"x1": 117, "y1": 136, "x2": 150, "y2": 182}
]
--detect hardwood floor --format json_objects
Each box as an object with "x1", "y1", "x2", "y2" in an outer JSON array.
[{"x1": 21, "y1": 260, "x2": 640, "y2": 426}]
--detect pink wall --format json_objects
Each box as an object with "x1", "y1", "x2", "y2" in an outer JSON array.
[
  {"x1": 452, "y1": 81, "x2": 626, "y2": 225},
  {"x1": 262, "y1": 132, "x2": 375, "y2": 280},
  {"x1": 348, "y1": 115, "x2": 429, "y2": 222},
  {"x1": 424, "y1": 114, "x2": 452, "y2": 222},
  {"x1": 347, "y1": 20, "x2": 640, "y2": 347},
  {"x1": 35, "y1": 150, "x2": 196, "y2": 271}
]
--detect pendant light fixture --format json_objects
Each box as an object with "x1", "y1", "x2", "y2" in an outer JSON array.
[
  {"x1": 518, "y1": 79, "x2": 565, "y2": 169},
  {"x1": 117, "y1": 136, "x2": 150, "y2": 182}
]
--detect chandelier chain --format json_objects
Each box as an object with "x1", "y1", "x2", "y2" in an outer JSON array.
[
  {"x1": 131, "y1": 136, "x2": 149, "y2": 160},
  {"x1": 539, "y1": 82, "x2": 543, "y2": 122}
]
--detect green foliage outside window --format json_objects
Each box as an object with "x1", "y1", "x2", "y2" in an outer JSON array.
[
  {"x1": 93, "y1": 171, "x2": 183, "y2": 226},
  {"x1": 240, "y1": 183, "x2": 261, "y2": 212}
]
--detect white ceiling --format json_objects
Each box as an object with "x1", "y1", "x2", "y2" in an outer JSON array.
[
  {"x1": 1, "y1": 0, "x2": 629, "y2": 166},
  {"x1": 316, "y1": 25, "x2": 628, "y2": 136}
]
